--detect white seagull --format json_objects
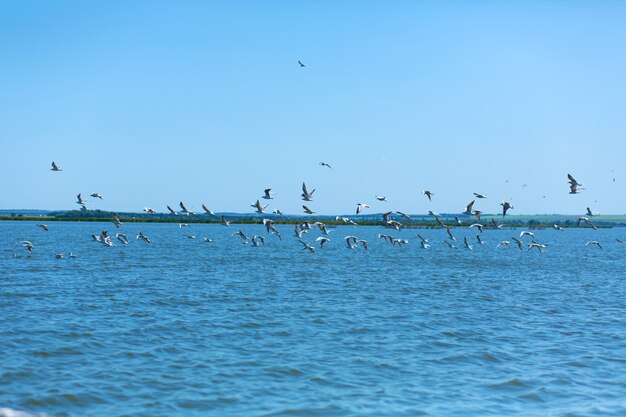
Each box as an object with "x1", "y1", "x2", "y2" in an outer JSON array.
[
  {"x1": 301, "y1": 182, "x2": 316, "y2": 201},
  {"x1": 262, "y1": 188, "x2": 275, "y2": 200},
  {"x1": 90, "y1": 193, "x2": 103, "y2": 200},
  {"x1": 356, "y1": 203, "x2": 370, "y2": 215},
  {"x1": 585, "y1": 241, "x2": 603, "y2": 249}
]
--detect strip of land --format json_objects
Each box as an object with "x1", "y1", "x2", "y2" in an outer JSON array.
[{"x1": 1, "y1": 210, "x2": 624, "y2": 228}]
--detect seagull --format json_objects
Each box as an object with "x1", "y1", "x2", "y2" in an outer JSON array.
[
  {"x1": 511, "y1": 237, "x2": 523, "y2": 251},
  {"x1": 144, "y1": 207, "x2": 157, "y2": 214},
  {"x1": 520, "y1": 231, "x2": 535, "y2": 239},
  {"x1": 251, "y1": 236, "x2": 265, "y2": 247},
  {"x1": 20, "y1": 241, "x2": 34, "y2": 253},
  {"x1": 586, "y1": 207, "x2": 599, "y2": 217},
  {"x1": 417, "y1": 234, "x2": 429, "y2": 244},
  {"x1": 476, "y1": 234, "x2": 485, "y2": 245},
  {"x1": 51, "y1": 161, "x2": 62, "y2": 171},
  {"x1": 462, "y1": 200, "x2": 479, "y2": 219},
  {"x1": 473, "y1": 193, "x2": 487, "y2": 199},
  {"x1": 420, "y1": 240, "x2": 431, "y2": 249},
  {"x1": 445, "y1": 227, "x2": 456, "y2": 241},
  {"x1": 262, "y1": 188, "x2": 275, "y2": 200},
  {"x1": 294, "y1": 225, "x2": 307, "y2": 239},
  {"x1": 90, "y1": 193, "x2": 103, "y2": 200},
  {"x1": 497, "y1": 240, "x2": 510, "y2": 249},
  {"x1": 220, "y1": 215, "x2": 230, "y2": 226},
  {"x1": 167, "y1": 205, "x2": 177, "y2": 215},
  {"x1": 375, "y1": 195, "x2": 387, "y2": 202},
  {"x1": 91, "y1": 234, "x2": 101, "y2": 242},
  {"x1": 36, "y1": 224, "x2": 48, "y2": 231},
  {"x1": 184, "y1": 235, "x2": 197, "y2": 239},
  {"x1": 135, "y1": 231, "x2": 151, "y2": 243},
  {"x1": 116, "y1": 233, "x2": 129, "y2": 244},
  {"x1": 344, "y1": 236, "x2": 359, "y2": 249},
  {"x1": 585, "y1": 241, "x2": 603, "y2": 249},
  {"x1": 501, "y1": 201, "x2": 513, "y2": 217},
  {"x1": 357, "y1": 239, "x2": 368, "y2": 250},
  {"x1": 422, "y1": 190, "x2": 435, "y2": 201},
  {"x1": 444, "y1": 240, "x2": 457, "y2": 249},
  {"x1": 76, "y1": 193, "x2": 86, "y2": 206},
  {"x1": 577, "y1": 217, "x2": 598, "y2": 230},
  {"x1": 112, "y1": 213, "x2": 122, "y2": 228},
  {"x1": 298, "y1": 60, "x2": 306, "y2": 68},
  {"x1": 299, "y1": 239, "x2": 315, "y2": 254},
  {"x1": 427, "y1": 210, "x2": 439, "y2": 217},
  {"x1": 232, "y1": 230, "x2": 250, "y2": 244},
  {"x1": 179, "y1": 201, "x2": 194, "y2": 215},
  {"x1": 528, "y1": 242, "x2": 546, "y2": 252},
  {"x1": 469, "y1": 223, "x2": 484, "y2": 233},
  {"x1": 179, "y1": 223, "x2": 191, "y2": 228},
  {"x1": 454, "y1": 216, "x2": 464, "y2": 225},
  {"x1": 251, "y1": 199, "x2": 269, "y2": 214},
  {"x1": 396, "y1": 211, "x2": 411, "y2": 220},
  {"x1": 356, "y1": 203, "x2": 370, "y2": 215},
  {"x1": 272, "y1": 209, "x2": 283, "y2": 216},
  {"x1": 422, "y1": 190, "x2": 434, "y2": 201},
  {"x1": 202, "y1": 204, "x2": 216, "y2": 216},
  {"x1": 316, "y1": 236, "x2": 331, "y2": 248},
  {"x1": 100, "y1": 231, "x2": 114, "y2": 246},
  {"x1": 55, "y1": 253, "x2": 65, "y2": 259},
  {"x1": 491, "y1": 218, "x2": 503, "y2": 229},
  {"x1": 203, "y1": 238, "x2": 214, "y2": 243},
  {"x1": 301, "y1": 182, "x2": 316, "y2": 201},
  {"x1": 319, "y1": 162, "x2": 332, "y2": 169},
  {"x1": 68, "y1": 253, "x2": 77, "y2": 258},
  {"x1": 303, "y1": 205, "x2": 315, "y2": 215},
  {"x1": 553, "y1": 224, "x2": 564, "y2": 231},
  {"x1": 262, "y1": 218, "x2": 274, "y2": 233},
  {"x1": 568, "y1": 174, "x2": 583, "y2": 194},
  {"x1": 463, "y1": 237, "x2": 473, "y2": 250},
  {"x1": 387, "y1": 220, "x2": 402, "y2": 232}
]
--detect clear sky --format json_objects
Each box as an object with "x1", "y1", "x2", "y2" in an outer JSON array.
[{"x1": 1, "y1": 1, "x2": 625, "y2": 215}]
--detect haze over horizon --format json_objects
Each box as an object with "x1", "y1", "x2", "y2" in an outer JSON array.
[{"x1": 1, "y1": 2, "x2": 625, "y2": 216}]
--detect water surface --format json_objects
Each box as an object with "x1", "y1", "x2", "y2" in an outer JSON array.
[{"x1": 1, "y1": 221, "x2": 625, "y2": 416}]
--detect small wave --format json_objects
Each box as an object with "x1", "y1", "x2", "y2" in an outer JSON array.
[{"x1": 0, "y1": 408, "x2": 48, "y2": 417}]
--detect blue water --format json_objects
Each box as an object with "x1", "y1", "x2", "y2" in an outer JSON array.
[{"x1": 1, "y1": 221, "x2": 626, "y2": 417}]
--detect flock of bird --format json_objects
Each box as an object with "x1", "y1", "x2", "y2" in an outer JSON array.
[{"x1": 8, "y1": 161, "x2": 624, "y2": 259}]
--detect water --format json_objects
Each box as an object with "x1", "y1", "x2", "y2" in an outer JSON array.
[{"x1": 1, "y1": 221, "x2": 625, "y2": 417}]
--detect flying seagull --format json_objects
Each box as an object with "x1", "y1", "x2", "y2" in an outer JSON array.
[
  {"x1": 301, "y1": 182, "x2": 316, "y2": 201},
  {"x1": 375, "y1": 195, "x2": 387, "y2": 202},
  {"x1": 586, "y1": 241, "x2": 603, "y2": 249},
  {"x1": 501, "y1": 201, "x2": 513, "y2": 217},
  {"x1": 356, "y1": 203, "x2": 370, "y2": 215},
  {"x1": 36, "y1": 224, "x2": 49, "y2": 231},
  {"x1": 586, "y1": 207, "x2": 599, "y2": 217},
  {"x1": 90, "y1": 193, "x2": 103, "y2": 200},
  {"x1": 422, "y1": 190, "x2": 434, "y2": 201},
  {"x1": 298, "y1": 60, "x2": 306, "y2": 68},
  {"x1": 303, "y1": 205, "x2": 315, "y2": 215},
  {"x1": 568, "y1": 174, "x2": 583, "y2": 194},
  {"x1": 179, "y1": 201, "x2": 194, "y2": 215},
  {"x1": 51, "y1": 161, "x2": 62, "y2": 171},
  {"x1": 319, "y1": 162, "x2": 332, "y2": 169},
  {"x1": 144, "y1": 207, "x2": 157, "y2": 214},
  {"x1": 167, "y1": 205, "x2": 177, "y2": 215},
  {"x1": 473, "y1": 193, "x2": 487, "y2": 199},
  {"x1": 251, "y1": 199, "x2": 269, "y2": 214},
  {"x1": 202, "y1": 204, "x2": 215, "y2": 216},
  {"x1": 262, "y1": 188, "x2": 275, "y2": 200},
  {"x1": 553, "y1": 224, "x2": 564, "y2": 231}
]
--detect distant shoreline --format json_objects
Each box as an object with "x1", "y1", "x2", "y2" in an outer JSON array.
[{"x1": 0, "y1": 214, "x2": 622, "y2": 229}]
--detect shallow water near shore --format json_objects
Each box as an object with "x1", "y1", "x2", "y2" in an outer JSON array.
[{"x1": 1, "y1": 221, "x2": 626, "y2": 417}]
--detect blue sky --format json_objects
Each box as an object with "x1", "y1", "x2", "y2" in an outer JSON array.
[{"x1": 1, "y1": 1, "x2": 624, "y2": 215}]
